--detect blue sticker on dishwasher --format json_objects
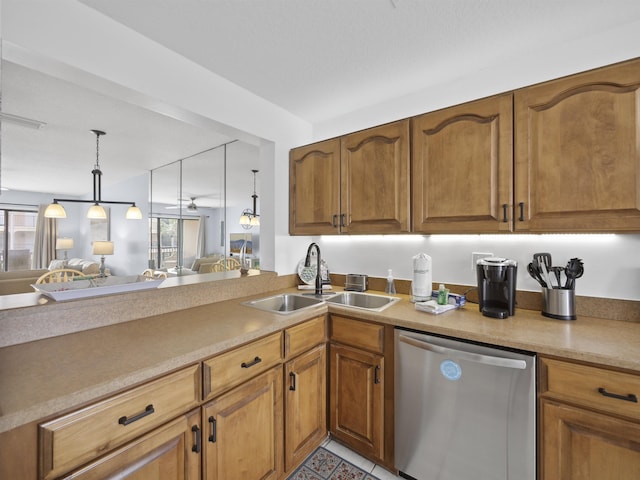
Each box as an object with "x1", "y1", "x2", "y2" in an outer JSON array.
[{"x1": 440, "y1": 360, "x2": 462, "y2": 381}]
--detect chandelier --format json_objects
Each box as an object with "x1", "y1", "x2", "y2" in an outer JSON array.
[{"x1": 44, "y1": 130, "x2": 142, "y2": 220}]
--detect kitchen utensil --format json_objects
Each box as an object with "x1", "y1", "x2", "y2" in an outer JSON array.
[
  {"x1": 550, "y1": 266, "x2": 564, "y2": 288},
  {"x1": 527, "y1": 262, "x2": 547, "y2": 288},
  {"x1": 534, "y1": 253, "x2": 553, "y2": 289},
  {"x1": 564, "y1": 258, "x2": 584, "y2": 289}
]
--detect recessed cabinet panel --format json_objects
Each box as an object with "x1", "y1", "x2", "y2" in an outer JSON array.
[
  {"x1": 412, "y1": 94, "x2": 513, "y2": 233},
  {"x1": 202, "y1": 366, "x2": 283, "y2": 480},
  {"x1": 541, "y1": 400, "x2": 640, "y2": 480},
  {"x1": 289, "y1": 139, "x2": 341, "y2": 235},
  {"x1": 341, "y1": 120, "x2": 411, "y2": 234},
  {"x1": 515, "y1": 58, "x2": 640, "y2": 232},
  {"x1": 59, "y1": 409, "x2": 201, "y2": 480}
]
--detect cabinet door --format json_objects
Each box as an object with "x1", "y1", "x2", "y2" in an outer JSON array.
[
  {"x1": 61, "y1": 409, "x2": 201, "y2": 480},
  {"x1": 202, "y1": 366, "x2": 283, "y2": 480},
  {"x1": 412, "y1": 93, "x2": 513, "y2": 233},
  {"x1": 341, "y1": 120, "x2": 411, "y2": 233},
  {"x1": 329, "y1": 343, "x2": 384, "y2": 462},
  {"x1": 515, "y1": 58, "x2": 640, "y2": 232},
  {"x1": 289, "y1": 138, "x2": 341, "y2": 235},
  {"x1": 541, "y1": 400, "x2": 640, "y2": 480},
  {"x1": 284, "y1": 344, "x2": 327, "y2": 473}
]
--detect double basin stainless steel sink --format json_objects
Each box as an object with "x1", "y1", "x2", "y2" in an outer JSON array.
[{"x1": 242, "y1": 291, "x2": 400, "y2": 315}]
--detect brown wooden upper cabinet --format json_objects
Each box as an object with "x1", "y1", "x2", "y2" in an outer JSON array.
[
  {"x1": 514, "y1": 58, "x2": 640, "y2": 232},
  {"x1": 412, "y1": 93, "x2": 514, "y2": 233},
  {"x1": 289, "y1": 120, "x2": 411, "y2": 234}
]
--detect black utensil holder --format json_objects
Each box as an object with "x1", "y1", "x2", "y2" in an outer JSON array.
[{"x1": 542, "y1": 287, "x2": 576, "y2": 320}]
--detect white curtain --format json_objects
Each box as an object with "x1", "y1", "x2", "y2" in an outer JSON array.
[
  {"x1": 196, "y1": 215, "x2": 206, "y2": 258},
  {"x1": 32, "y1": 205, "x2": 58, "y2": 269}
]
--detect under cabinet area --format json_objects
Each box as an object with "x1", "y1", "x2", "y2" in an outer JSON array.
[
  {"x1": 289, "y1": 120, "x2": 410, "y2": 235},
  {"x1": 329, "y1": 315, "x2": 395, "y2": 471},
  {"x1": 539, "y1": 356, "x2": 640, "y2": 480}
]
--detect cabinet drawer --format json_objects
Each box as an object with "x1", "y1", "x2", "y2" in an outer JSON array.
[
  {"x1": 203, "y1": 332, "x2": 282, "y2": 401},
  {"x1": 541, "y1": 357, "x2": 640, "y2": 421},
  {"x1": 39, "y1": 364, "x2": 201, "y2": 480},
  {"x1": 330, "y1": 315, "x2": 384, "y2": 354},
  {"x1": 285, "y1": 316, "x2": 326, "y2": 359}
]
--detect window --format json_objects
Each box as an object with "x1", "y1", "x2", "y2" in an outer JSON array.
[
  {"x1": 0, "y1": 209, "x2": 38, "y2": 272},
  {"x1": 149, "y1": 217, "x2": 199, "y2": 270}
]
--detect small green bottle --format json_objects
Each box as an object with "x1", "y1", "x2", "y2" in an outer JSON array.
[{"x1": 437, "y1": 283, "x2": 449, "y2": 305}]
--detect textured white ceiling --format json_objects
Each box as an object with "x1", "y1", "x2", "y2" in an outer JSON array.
[{"x1": 80, "y1": 0, "x2": 640, "y2": 122}]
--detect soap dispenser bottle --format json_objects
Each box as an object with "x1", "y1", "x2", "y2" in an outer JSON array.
[{"x1": 385, "y1": 269, "x2": 396, "y2": 294}]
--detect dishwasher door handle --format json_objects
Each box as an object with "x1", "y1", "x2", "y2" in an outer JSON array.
[{"x1": 398, "y1": 334, "x2": 527, "y2": 370}]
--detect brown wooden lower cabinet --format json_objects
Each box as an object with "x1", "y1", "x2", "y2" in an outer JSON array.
[
  {"x1": 541, "y1": 399, "x2": 640, "y2": 480},
  {"x1": 284, "y1": 343, "x2": 327, "y2": 472},
  {"x1": 202, "y1": 365, "x2": 283, "y2": 480},
  {"x1": 329, "y1": 342, "x2": 384, "y2": 463},
  {"x1": 61, "y1": 409, "x2": 201, "y2": 480}
]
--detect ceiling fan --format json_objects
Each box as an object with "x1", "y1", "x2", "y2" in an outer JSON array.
[{"x1": 166, "y1": 197, "x2": 198, "y2": 212}]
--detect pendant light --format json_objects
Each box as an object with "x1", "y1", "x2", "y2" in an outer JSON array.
[
  {"x1": 44, "y1": 130, "x2": 143, "y2": 220},
  {"x1": 239, "y1": 169, "x2": 260, "y2": 229}
]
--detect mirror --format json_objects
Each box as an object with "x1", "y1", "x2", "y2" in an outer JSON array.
[
  {"x1": 0, "y1": 48, "x2": 261, "y2": 293},
  {"x1": 149, "y1": 142, "x2": 261, "y2": 274}
]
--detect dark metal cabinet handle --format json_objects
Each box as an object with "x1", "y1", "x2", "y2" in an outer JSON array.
[
  {"x1": 598, "y1": 387, "x2": 638, "y2": 403},
  {"x1": 518, "y1": 202, "x2": 525, "y2": 222},
  {"x1": 332, "y1": 214, "x2": 338, "y2": 228},
  {"x1": 289, "y1": 372, "x2": 297, "y2": 391},
  {"x1": 374, "y1": 365, "x2": 381, "y2": 384},
  {"x1": 241, "y1": 356, "x2": 262, "y2": 368},
  {"x1": 191, "y1": 425, "x2": 201, "y2": 453},
  {"x1": 502, "y1": 204, "x2": 508, "y2": 223},
  {"x1": 118, "y1": 404, "x2": 154, "y2": 426},
  {"x1": 208, "y1": 416, "x2": 217, "y2": 443},
  {"x1": 340, "y1": 213, "x2": 346, "y2": 227}
]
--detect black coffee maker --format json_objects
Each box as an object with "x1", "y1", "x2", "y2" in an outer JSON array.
[{"x1": 476, "y1": 257, "x2": 517, "y2": 319}]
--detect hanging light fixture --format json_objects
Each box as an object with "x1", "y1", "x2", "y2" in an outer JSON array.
[
  {"x1": 239, "y1": 169, "x2": 260, "y2": 229},
  {"x1": 44, "y1": 130, "x2": 143, "y2": 220}
]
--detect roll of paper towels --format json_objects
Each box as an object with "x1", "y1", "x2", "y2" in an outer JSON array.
[{"x1": 412, "y1": 253, "x2": 432, "y2": 302}]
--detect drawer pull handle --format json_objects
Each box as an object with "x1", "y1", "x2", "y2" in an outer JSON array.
[
  {"x1": 598, "y1": 387, "x2": 638, "y2": 403},
  {"x1": 502, "y1": 204, "x2": 508, "y2": 223},
  {"x1": 518, "y1": 202, "x2": 525, "y2": 222},
  {"x1": 374, "y1": 365, "x2": 381, "y2": 384},
  {"x1": 118, "y1": 404, "x2": 155, "y2": 426},
  {"x1": 241, "y1": 356, "x2": 262, "y2": 368},
  {"x1": 191, "y1": 425, "x2": 201, "y2": 453},
  {"x1": 208, "y1": 416, "x2": 217, "y2": 443},
  {"x1": 289, "y1": 372, "x2": 297, "y2": 391}
]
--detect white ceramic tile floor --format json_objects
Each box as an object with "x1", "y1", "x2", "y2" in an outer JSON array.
[{"x1": 321, "y1": 438, "x2": 403, "y2": 480}]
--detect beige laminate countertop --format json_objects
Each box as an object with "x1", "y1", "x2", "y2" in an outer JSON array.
[{"x1": 1, "y1": 287, "x2": 639, "y2": 434}]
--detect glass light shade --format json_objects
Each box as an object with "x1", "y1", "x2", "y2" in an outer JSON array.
[
  {"x1": 250, "y1": 216, "x2": 260, "y2": 226},
  {"x1": 126, "y1": 205, "x2": 143, "y2": 220},
  {"x1": 87, "y1": 204, "x2": 107, "y2": 219},
  {"x1": 55, "y1": 237, "x2": 74, "y2": 250},
  {"x1": 92, "y1": 241, "x2": 114, "y2": 255},
  {"x1": 44, "y1": 202, "x2": 67, "y2": 218},
  {"x1": 239, "y1": 214, "x2": 251, "y2": 225}
]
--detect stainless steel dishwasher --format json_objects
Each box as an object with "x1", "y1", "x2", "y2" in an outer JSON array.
[{"x1": 395, "y1": 328, "x2": 536, "y2": 480}]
